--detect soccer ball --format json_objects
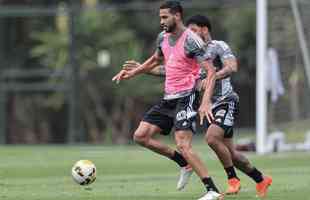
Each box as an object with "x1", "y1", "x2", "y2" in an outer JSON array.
[{"x1": 71, "y1": 160, "x2": 97, "y2": 185}]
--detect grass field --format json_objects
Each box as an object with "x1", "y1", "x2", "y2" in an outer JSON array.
[{"x1": 0, "y1": 143, "x2": 309, "y2": 200}]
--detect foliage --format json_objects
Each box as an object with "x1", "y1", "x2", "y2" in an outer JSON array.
[
  {"x1": 3, "y1": 1, "x2": 270, "y2": 143},
  {"x1": 31, "y1": 4, "x2": 163, "y2": 143},
  {"x1": 222, "y1": 4, "x2": 256, "y2": 85}
]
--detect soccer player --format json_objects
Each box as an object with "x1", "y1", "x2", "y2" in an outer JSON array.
[
  {"x1": 123, "y1": 14, "x2": 273, "y2": 198},
  {"x1": 187, "y1": 15, "x2": 272, "y2": 198},
  {"x1": 113, "y1": 2, "x2": 223, "y2": 200}
]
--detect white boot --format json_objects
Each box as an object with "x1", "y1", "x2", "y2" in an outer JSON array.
[
  {"x1": 176, "y1": 165, "x2": 193, "y2": 191},
  {"x1": 198, "y1": 191, "x2": 224, "y2": 200}
]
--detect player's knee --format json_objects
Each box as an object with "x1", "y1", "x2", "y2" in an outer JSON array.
[
  {"x1": 176, "y1": 142, "x2": 192, "y2": 158},
  {"x1": 205, "y1": 134, "x2": 217, "y2": 147},
  {"x1": 133, "y1": 130, "x2": 149, "y2": 146}
]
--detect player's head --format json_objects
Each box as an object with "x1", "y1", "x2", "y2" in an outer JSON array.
[
  {"x1": 159, "y1": 1, "x2": 183, "y2": 33},
  {"x1": 186, "y1": 15, "x2": 212, "y2": 41}
]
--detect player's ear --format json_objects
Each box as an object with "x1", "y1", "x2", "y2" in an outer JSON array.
[
  {"x1": 175, "y1": 12, "x2": 182, "y2": 21},
  {"x1": 202, "y1": 27, "x2": 209, "y2": 35}
]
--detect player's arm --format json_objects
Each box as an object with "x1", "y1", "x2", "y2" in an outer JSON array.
[
  {"x1": 123, "y1": 60, "x2": 165, "y2": 77},
  {"x1": 215, "y1": 41, "x2": 238, "y2": 79},
  {"x1": 215, "y1": 58, "x2": 238, "y2": 79},
  {"x1": 199, "y1": 59, "x2": 216, "y2": 124},
  {"x1": 130, "y1": 53, "x2": 162, "y2": 74},
  {"x1": 148, "y1": 65, "x2": 165, "y2": 76},
  {"x1": 184, "y1": 33, "x2": 215, "y2": 124},
  {"x1": 112, "y1": 54, "x2": 161, "y2": 83},
  {"x1": 112, "y1": 32, "x2": 164, "y2": 83}
]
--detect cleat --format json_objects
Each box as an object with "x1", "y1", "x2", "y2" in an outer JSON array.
[
  {"x1": 256, "y1": 176, "x2": 272, "y2": 198},
  {"x1": 176, "y1": 165, "x2": 193, "y2": 191},
  {"x1": 225, "y1": 178, "x2": 241, "y2": 195},
  {"x1": 198, "y1": 191, "x2": 224, "y2": 200}
]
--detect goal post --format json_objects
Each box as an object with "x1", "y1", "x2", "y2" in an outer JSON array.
[{"x1": 256, "y1": 0, "x2": 268, "y2": 154}]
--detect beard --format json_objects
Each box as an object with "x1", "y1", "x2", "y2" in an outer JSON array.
[{"x1": 161, "y1": 21, "x2": 177, "y2": 33}]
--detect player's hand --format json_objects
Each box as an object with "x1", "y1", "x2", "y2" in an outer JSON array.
[
  {"x1": 198, "y1": 101, "x2": 214, "y2": 125},
  {"x1": 112, "y1": 70, "x2": 134, "y2": 84},
  {"x1": 122, "y1": 60, "x2": 141, "y2": 71},
  {"x1": 112, "y1": 70, "x2": 126, "y2": 84}
]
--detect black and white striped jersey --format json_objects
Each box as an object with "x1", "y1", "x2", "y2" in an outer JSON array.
[{"x1": 200, "y1": 40, "x2": 239, "y2": 103}]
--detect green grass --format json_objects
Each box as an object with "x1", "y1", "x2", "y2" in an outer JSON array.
[{"x1": 0, "y1": 144, "x2": 309, "y2": 200}]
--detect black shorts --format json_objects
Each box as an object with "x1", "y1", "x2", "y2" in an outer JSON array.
[
  {"x1": 142, "y1": 92, "x2": 199, "y2": 135},
  {"x1": 203, "y1": 98, "x2": 239, "y2": 138}
]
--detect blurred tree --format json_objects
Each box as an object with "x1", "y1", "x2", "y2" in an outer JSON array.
[
  {"x1": 0, "y1": 0, "x2": 263, "y2": 143},
  {"x1": 31, "y1": 2, "x2": 162, "y2": 144},
  {"x1": 219, "y1": 4, "x2": 257, "y2": 126},
  {"x1": 0, "y1": 0, "x2": 55, "y2": 143}
]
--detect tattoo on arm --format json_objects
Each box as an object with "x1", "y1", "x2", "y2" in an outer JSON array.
[{"x1": 215, "y1": 58, "x2": 238, "y2": 79}]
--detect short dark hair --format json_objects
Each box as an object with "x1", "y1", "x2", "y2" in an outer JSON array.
[
  {"x1": 186, "y1": 15, "x2": 212, "y2": 32},
  {"x1": 160, "y1": 1, "x2": 183, "y2": 18}
]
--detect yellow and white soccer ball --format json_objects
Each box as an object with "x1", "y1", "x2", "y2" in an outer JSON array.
[{"x1": 71, "y1": 160, "x2": 96, "y2": 185}]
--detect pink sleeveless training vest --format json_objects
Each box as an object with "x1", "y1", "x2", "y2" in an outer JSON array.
[{"x1": 161, "y1": 29, "x2": 200, "y2": 95}]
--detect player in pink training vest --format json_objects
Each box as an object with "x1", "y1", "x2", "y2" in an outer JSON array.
[
  {"x1": 123, "y1": 15, "x2": 272, "y2": 198},
  {"x1": 113, "y1": 1, "x2": 223, "y2": 200}
]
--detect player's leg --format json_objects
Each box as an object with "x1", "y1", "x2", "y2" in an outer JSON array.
[
  {"x1": 133, "y1": 100, "x2": 192, "y2": 190},
  {"x1": 224, "y1": 138, "x2": 273, "y2": 197},
  {"x1": 174, "y1": 92, "x2": 223, "y2": 200},
  {"x1": 133, "y1": 121, "x2": 175, "y2": 157},
  {"x1": 175, "y1": 130, "x2": 223, "y2": 200},
  {"x1": 221, "y1": 99, "x2": 272, "y2": 197},
  {"x1": 134, "y1": 119, "x2": 188, "y2": 168},
  {"x1": 204, "y1": 101, "x2": 240, "y2": 195},
  {"x1": 175, "y1": 130, "x2": 209, "y2": 178},
  {"x1": 223, "y1": 138, "x2": 253, "y2": 173},
  {"x1": 205, "y1": 124, "x2": 240, "y2": 195}
]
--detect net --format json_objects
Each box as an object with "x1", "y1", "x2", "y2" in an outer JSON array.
[{"x1": 266, "y1": 0, "x2": 310, "y2": 151}]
